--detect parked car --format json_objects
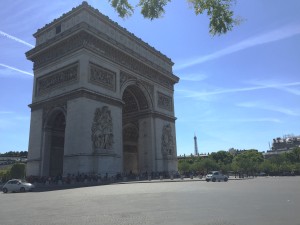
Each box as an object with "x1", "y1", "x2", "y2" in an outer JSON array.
[
  {"x1": 2, "y1": 179, "x2": 35, "y2": 193},
  {"x1": 258, "y1": 172, "x2": 267, "y2": 176},
  {"x1": 206, "y1": 171, "x2": 228, "y2": 182}
]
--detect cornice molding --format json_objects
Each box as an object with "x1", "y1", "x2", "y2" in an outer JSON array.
[{"x1": 29, "y1": 88, "x2": 124, "y2": 111}]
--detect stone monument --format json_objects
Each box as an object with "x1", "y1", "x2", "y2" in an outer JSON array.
[{"x1": 25, "y1": 2, "x2": 179, "y2": 177}]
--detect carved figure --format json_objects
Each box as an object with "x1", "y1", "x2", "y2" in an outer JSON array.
[
  {"x1": 92, "y1": 106, "x2": 113, "y2": 150},
  {"x1": 161, "y1": 123, "x2": 173, "y2": 156}
]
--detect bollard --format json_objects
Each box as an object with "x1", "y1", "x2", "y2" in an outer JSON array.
[{"x1": 148, "y1": 176, "x2": 151, "y2": 181}]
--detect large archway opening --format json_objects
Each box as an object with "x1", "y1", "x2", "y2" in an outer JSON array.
[
  {"x1": 46, "y1": 110, "x2": 66, "y2": 177},
  {"x1": 122, "y1": 85, "x2": 149, "y2": 174}
]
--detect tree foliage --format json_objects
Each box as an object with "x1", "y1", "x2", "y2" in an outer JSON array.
[
  {"x1": 107, "y1": 0, "x2": 240, "y2": 35},
  {"x1": 232, "y1": 150, "x2": 263, "y2": 175},
  {"x1": 10, "y1": 163, "x2": 26, "y2": 179},
  {"x1": 0, "y1": 151, "x2": 28, "y2": 157},
  {"x1": 209, "y1": 150, "x2": 233, "y2": 165},
  {"x1": 178, "y1": 147, "x2": 300, "y2": 176},
  {"x1": 0, "y1": 166, "x2": 12, "y2": 182}
]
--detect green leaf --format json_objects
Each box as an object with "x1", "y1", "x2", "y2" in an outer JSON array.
[
  {"x1": 188, "y1": 0, "x2": 240, "y2": 36},
  {"x1": 138, "y1": 0, "x2": 171, "y2": 20},
  {"x1": 108, "y1": 0, "x2": 134, "y2": 18}
]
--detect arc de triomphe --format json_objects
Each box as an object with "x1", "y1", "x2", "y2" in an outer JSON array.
[{"x1": 26, "y1": 2, "x2": 179, "y2": 177}]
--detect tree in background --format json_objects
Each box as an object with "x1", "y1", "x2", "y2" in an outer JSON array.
[
  {"x1": 178, "y1": 147, "x2": 300, "y2": 177},
  {"x1": 0, "y1": 151, "x2": 28, "y2": 157},
  {"x1": 178, "y1": 160, "x2": 191, "y2": 174},
  {"x1": 209, "y1": 150, "x2": 233, "y2": 165},
  {"x1": 259, "y1": 159, "x2": 274, "y2": 176},
  {"x1": 10, "y1": 163, "x2": 26, "y2": 179},
  {"x1": 230, "y1": 150, "x2": 263, "y2": 176},
  {"x1": 107, "y1": 0, "x2": 241, "y2": 35},
  {"x1": 286, "y1": 147, "x2": 300, "y2": 163},
  {"x1": 201, "y1": 158, "x2": 219, "y2": 173},
  {"x1": 0, "y1": 167, "x2": 11, "y2": 183}
]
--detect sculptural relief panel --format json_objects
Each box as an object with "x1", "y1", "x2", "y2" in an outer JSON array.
[
  {"x1": 157, "y1": 92, "x2": 173, "y2": 112},
  {"x1": 36, "y1": 63, "x2": 78, "y2": 96},
  {"x1": 89, "y1": 63, "x2": 116, "y2": 91},
  {"x1": 161, "y1": 123, "x2": 174, "y2": 157},
  {"x1": 91, "y1": 106, "x2": 114, "y2": 151}
]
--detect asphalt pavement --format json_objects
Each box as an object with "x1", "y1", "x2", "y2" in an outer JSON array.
[{"x1": 0, "y1": 176, "x2": 299, "y2": 225}]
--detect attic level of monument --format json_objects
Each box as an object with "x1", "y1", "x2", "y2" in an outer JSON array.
[
  {"x1": 26, "y1": 28, "x2": 178, "y2": 91},
  {"x1": 28, "y1": 1, "x2": 173, "y2": 74}
]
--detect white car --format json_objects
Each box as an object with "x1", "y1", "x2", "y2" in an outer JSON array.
[
  {"x1": 206, "y1": 171, "x2": 228, "y2": 182},
  {"x1": 2, "y1": 179, "x2": 35, "y2": 193}
]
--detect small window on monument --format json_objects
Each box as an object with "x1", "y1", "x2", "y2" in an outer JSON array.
[{"x1": 56, "y1": 24, "x2": 61, "y2": 34}]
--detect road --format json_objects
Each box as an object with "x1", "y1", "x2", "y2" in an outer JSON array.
[{"x1": 0, "y1": 177, "x2": 299, "y2": 225}]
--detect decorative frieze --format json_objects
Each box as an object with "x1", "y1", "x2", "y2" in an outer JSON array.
[
  {"x1": 161, "y1": 123, "x2": 174, "y2": 157},
  {"x1": 82, "y1": 32, "x2": 174, "y2": 90},
  {"x1": 91, "y1": 106, "x2": 114, "y2": 151},
  {"x1": 29, "y1": 30, "x2": 175, "y2": 90},
  {"x1": 89, "y1": 63, "x2": 116, "y2": 91},
  {"x1": 36, "y1": 63, "x2": 78, "y2": 96},
  {"x1": 157, "y1": 92, "x2": 173, "y2": 111},
  {"x1": 31, "y1": 32, "x2": 84, "y2": 69}
]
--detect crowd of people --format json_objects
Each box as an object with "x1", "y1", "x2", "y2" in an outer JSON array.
[{"x1": 25, "y1": 171, "x2": 188, "y2": 186}]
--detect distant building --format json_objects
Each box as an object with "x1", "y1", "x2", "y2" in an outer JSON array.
[
  {"x1": 264, "y1": 134, "x2": 300, "y2": 157},
  {"x1": 0, "y1": 157, "x2": 27, "y2": 167},
  {"x1": 228, "y1": 148, "x2": 251, "y2": 156}
]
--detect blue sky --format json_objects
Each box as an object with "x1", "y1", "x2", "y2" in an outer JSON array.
[{"x1": 0, "y1": 0, "x2": 299, "y2": 155}]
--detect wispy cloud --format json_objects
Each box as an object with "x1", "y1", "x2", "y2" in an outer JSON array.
[
  {"x1": 177, "y1": 116, "x2": 281, "y2": 124},
  {"x1": 237, "y1": 102, "x2": 300, "y2": 117},
  {"x1": 175, "y1": 23, "x2": 300, "y2": 70},
  {"x1": 0, "y1": 119, "x2": 14, "y2": 130},
  {"x1": 0, "y1": 30, "x2": 34, "y2": 48},
  {"x1": 0, "y1": 64, "x2": 33, "y2": 76},
  {"x1": 0, "y1": 111, "x2": 30, "y2": 130},
  {"x1": 180, "y1": 73, "x2": 208, "y2": 81},
  {"x1": 229, "y1": 118, "x2": 282, "y2": 123},
  {"x1": 177, "y1": 81, "x2": 300, "y2": 99},
  {"x1": 276, "y1": 86, "x2": 300, "y2": 96},
  {"x1": 248, "y1": 79, "x2": 300, "y2": 96},
  {"x1": 0, "y1": 111, "x2": 14, "y2": 114}
]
